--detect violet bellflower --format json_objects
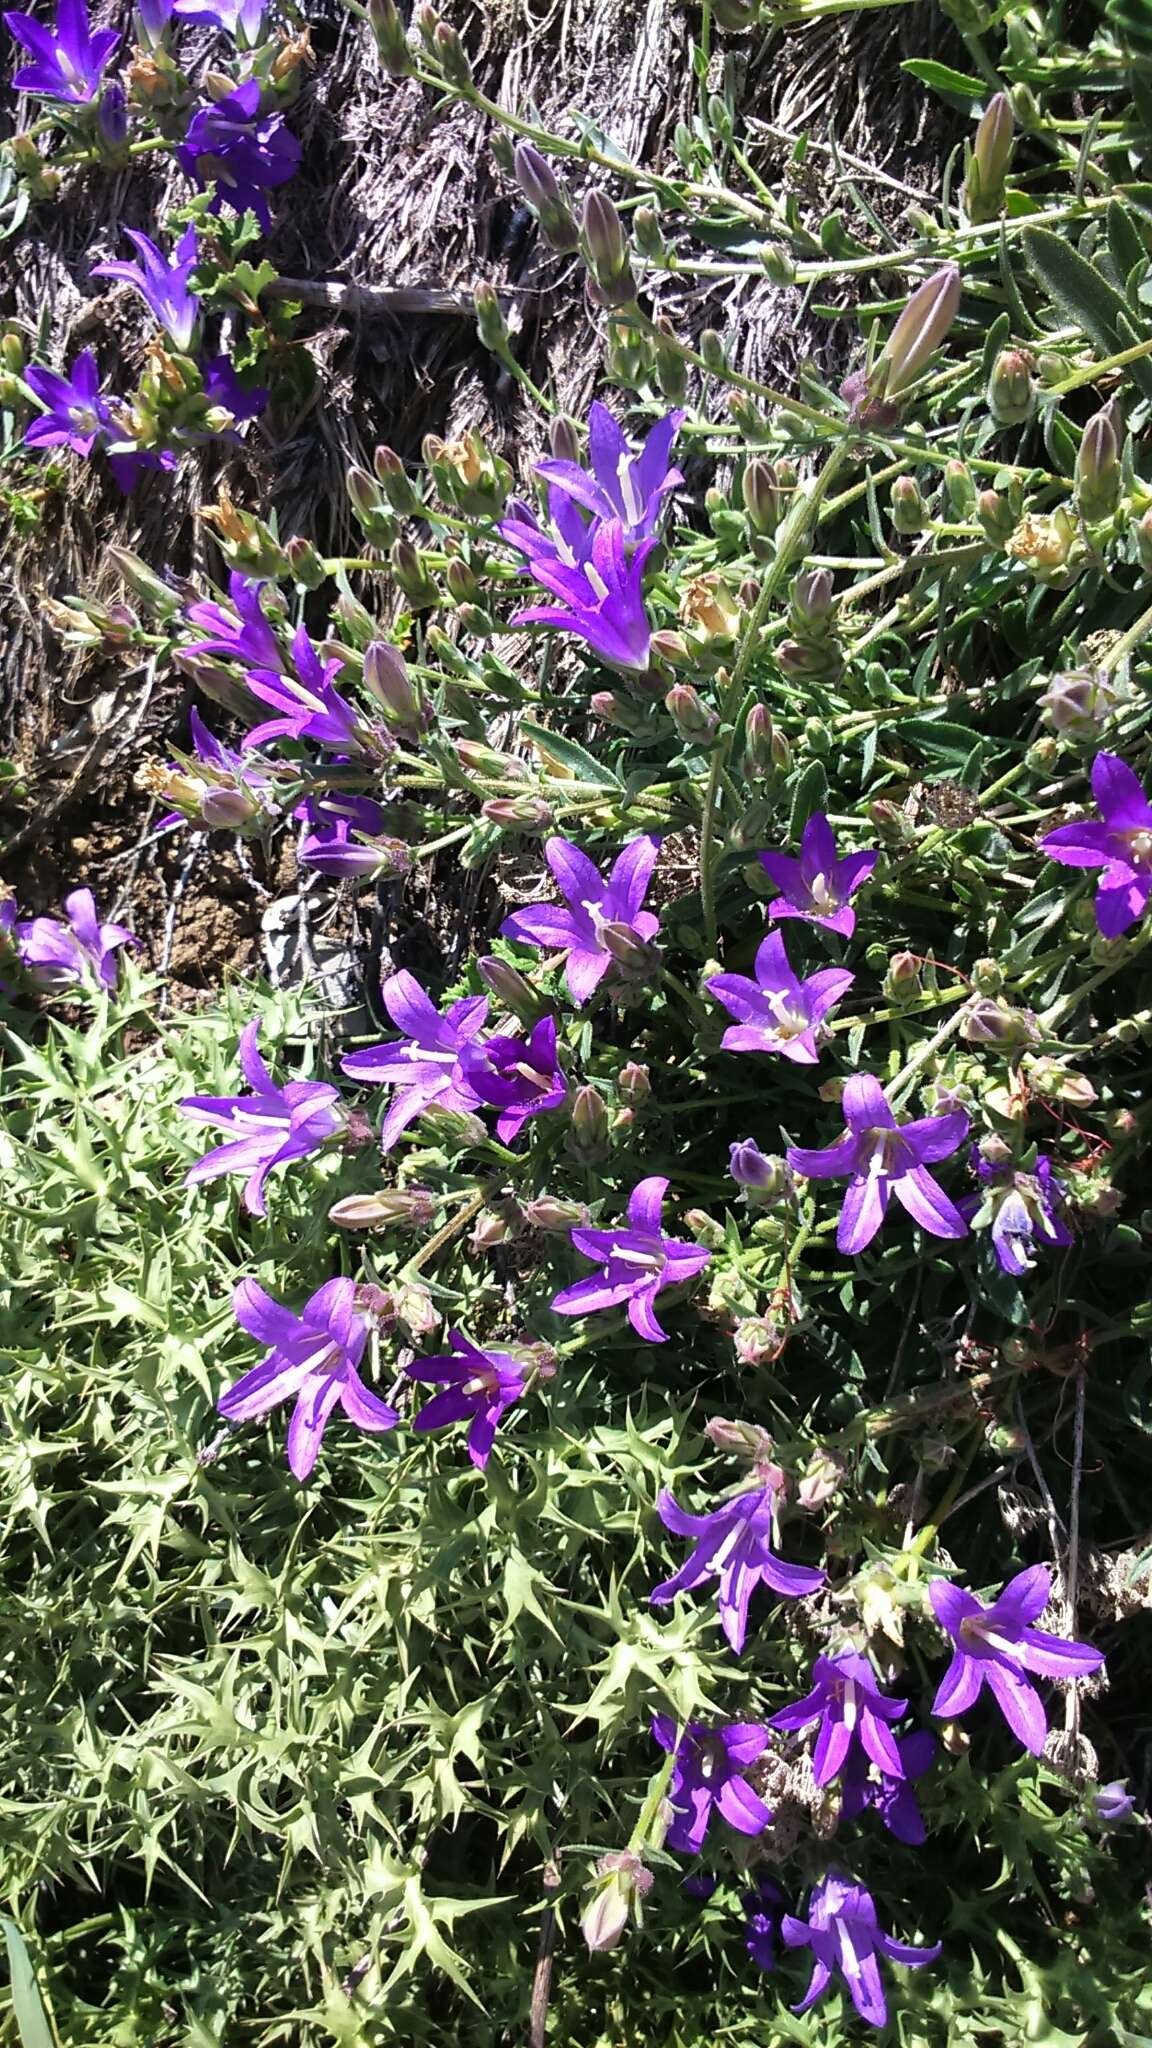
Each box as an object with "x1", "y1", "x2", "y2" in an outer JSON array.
[
  {"x1": 1040, "y1": 752, "x2": 1152, "y2": 937},
  {"x1": 136, "y1": 0, "x2": 175, "y2": 44},
  {"x1": 787, "y1": 1075, "x2": 969, "y2": 1254},
  {"x1": 551, "y1": 1175, "x2": 711, "y2": 1343},
  {"x1": 782, "y1": 1871, "x2": 941, "y2": 2030},
  {"x1": 220, "y1": 1276, "x2": 398, "y2": 1482},
  {"x1": 651, "y1": 1716, "x2": 773, "y2": 1855},
  {"x1": 340, "y1": 971, "x2": 488, "y2": 1149},
  {"x1": 511, "y1": 517, "x2": 656, "y2": 671},
  {"x1": 174, "y1": 0, "x2": 266, "y2": 39},
  {"x1": 743, "y1": 1877, "x2": 785, "y2": 1972},
  {"x1": 184, "y1": 572, "x2": 284, "y2": 673},
  {"x1": 406, "y1": 1329, "x2": 527, "y2": 1469},
  {"x1": 15, "y1": 887, "x2": 134, "y2": 992},
  {"x1": 758, "y1": 812, "x2": 877, "y2": 939},
  {"x1": 243, "y1": 624, "x2": 369, "y2": 754},
  {"x1": 458, "y1": 1014, "x2": 566, "y2": 1142},
  {"x1": 839, "y1": 1729, "x2": 936, "y2": 1846},
  {"x1": 180, "y1": 1019, "x2": 346, "y2": 1216},
  {"x1": 6, "y1": 0, "x2": 120, "y2": 102},
  {"x1": 770, "y1": 1652, "x2": 908, "y2": 1787},
  {"x1": 499, "y1": 485, "x2": 601, "y2": 574},
  {"x1": 92, "y1": 226, "x2": 200, "y2": 352},
  {"x1": 929, "y1": 1564, "x2": 1105, "y2": 1754},
  {"x1": 962, "y1": 1148, "x2": 1073, "y2": 1275},
  {"x1": 706, "y1": 930, "x2": 854, "y2": 1064},
  {"x1": 200, "y1": 353, "x2": 267, "y2": 424},
  {"x1": 651, "y1": 1483, "x2": 825, "y2": 1652},
  {"x1": 177, "y1": 80, "x2": 302, "y2": 229},
  {"x1": 501, "y1": 833, "x2": 661, "y2": 1005},
  {"x1": 534, "y1": 401, "x2": 684, "y2": 546},
  {"x1": 296, "y1": 793, "x2": 396, "y2": 879},
  {"x1": 23, "y1": 350, "x2": 114, "y2": 460}
]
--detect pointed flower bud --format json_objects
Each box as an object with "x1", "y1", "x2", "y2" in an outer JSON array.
[
  {"x1": 884, "y1": 951, "x2": 922, "y2": 1003},
  {"x1": 368, "y1": 0, "x2": 413, "y2": 75},
  {"x1": 743, "y1": 702, "x2": 775, "y2": 778},
  {"x1": 363, "y1": 640, "x2": 424, "y2": 731},
  {"x1": 965, "y1": 92, "x2": 1014, "y2": 223},
  {"x1": 665, "y1": 681, "x2": 719, "y2": 743},
  {"x1": 1075, "y1": 406, "x2": 1121, "y2": 522},
  {"x1": 945, "y1": 459, "x2": 976, "y2": 517},
  {"x1": 390, "y1": 538, "x2": 438, "y2": 609},
  {"x1": 977, "y1": 489, "x2": 1015, "y2": 545},
  {"x1": 329, "y1": 1188, "x2": 436, "y2": 1230},
  {"x1": 581, "y1": 1852, "x2": 653, "y2": 1954},
  {"x1": 477, "y1": 954, "x2": 544, "y2": 1022},
  {"x1": 581, "y1": 189, "x2": 636, "y2": 305},
  {"x1": 743, "y1": 456, "x2": 783, "y2": 536},
  {"x1": 567, "y1": 1084, "x2": 610, "y2": 1163},
  {"x1": 549, "y1": 413, "x2": 580, "y2": 463},
  {"x1": 987, "y1": 347, "x2": 1036, "y2": 427},
  {"x1": 514, "y1": 141, "x2": 579, "y2": 251},
  {"x1": 521, "y1": 1194, "x2": 590, "y2": 1233},
  {"x1": 482, "y1": 795, "x2": 554, "y2": 832},
  {"x1": 876, "y1": 263, "x2": 962, "y2": 401},
  {"x1": 890, "y1": 474, "x2": 924, "y2": 534},
  {"x1": 617, "y1": 1061, "x2": 651, "y2": 1108},
  {"x1": 474, "y1": 280, "x2": 510, "y2": 355},
  {"x1": 432, "y1": 18, "x2": 472, "y2": 85}
]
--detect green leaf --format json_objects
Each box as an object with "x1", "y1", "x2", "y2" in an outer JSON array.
[
  {"x1": 521, "y1": 720, "x2": 622, "y2": 787},
  {"x1": 1, "y1": 1922, "x2": 56, "y2": 2048},
  {"x1": 788, "y1": 759, "x2": 828, "y2": 841},
  {"x1": 893, "y1": 717, "x2": 984, "y2": 763},
  {"x1": 1108, "y1": 199, "x2": 1149, "y2": 300},
  {"x1": 900, "y1": 59, "x2": 988, "y2": 102},
  {"x1": 1022, "y1": 225, "x2": 1152, "y2": 398}
]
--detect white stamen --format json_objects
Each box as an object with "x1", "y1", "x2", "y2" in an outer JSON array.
[{"x1": 585, "y1": 564, "x2": 610, "y2": 602}]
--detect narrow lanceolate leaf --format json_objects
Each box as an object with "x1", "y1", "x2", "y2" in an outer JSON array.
[
  {"x1": 1022, "y1": 226, "x2": 1152, "y2": 397},
  {"x1": 1, "y1": 1922, "x2": 57, "y2": 2048}
]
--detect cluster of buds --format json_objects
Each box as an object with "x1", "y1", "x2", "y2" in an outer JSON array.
[
  {"x1": 512, "y1": 142, "x2": 579, "y2": 252},
  {"x1": 842, "y1": 264, "x2": 962, "y2": 430},
  {"x1": 777, "y1": 568, "x2": 842, "y2": 683},
  {"x1": 423, "y1": 429, "x2": 511, "y2": 517},
  {"x1": 963, "y1": 92, "x2": 1014, "y2": 224},
  {"x1": 580, "y1": 189, "x2": 636, "y2": 307}
]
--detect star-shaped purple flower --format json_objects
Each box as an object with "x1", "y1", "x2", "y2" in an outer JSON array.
[
  {"x1": 770, "y1": 1652, "x2": 908, "y2": 1787},
  {"x1": 962, "y1": 1149, "x2": 1073, "y2": 1275},
  {"x1": 406, "y1": 1329, "x2": 527, "y2": 1469},
  {"x1": 458, "y1": 1014, "x2": 567, "y2": 1142},
  {"x1": 92, "y1": 226, "x2": 200, "y2": 353},
  {"x1": 500, "y1": 487, "x2": 601, "y2": 575},
  {"x1": 243, "y1": 624, "x2": 368, "y2": 755},
  {"x1": 184, "y1": 573, "x2": 284, "y2": 673},
  {"x1": 501, "y1": 834, "x2": 661, "y2": 1006},
  {"x1": 551, "y1": 1175, "x2": 711, "y2": 1343},
  {"x1": 929, "y1": 1565, "x2": 1105, "y2": 1755},
  {"x1": 220, "y1": 1276, "x2": 397, "y2": 1482},
  {"x1": 177, "y1": 79, "x2": 301, "y2": 229},
  {"x1": 787, "y1": 1075, "x2": 969, "y2": 1254},
  {"x1": 651, "y1": 1716, "x2": 773, "y2": 1855},
  {"x1": 181, "y1": 1019, "x2": 346, "y2": 1215},
  {"x1": 16, "y1": 887, "x2": 134, "y2": 992},
  {"x1": 340, "y1": 971, "x2": 489, "y2": 1150},
  {"x1": 533, "y1": 401, "x2": 684, "y2": 546},
  {"x1": 707, "y1": 931, "x2": 854, "y2": 1064},
  {"x1": 758, "y1": 813, "x2": 877, "y2": 939},
  {"x1": 782, "y1": 1871, "x2": 940, "y2": 2030},
  {"x1": 650, "y1": 1483, "x2": 825, "y2": 1652},
  {"x1": 6, "y1": 0, "x2": 119, "y2": 102},
  {"x1": 512, "y1": 518, "x2": 656, "y2": 671},
  {"x1": 839, "y1": 1729, "x2": 936, "y2": 1845},
  {"x1": 174, "y1": 0, "x2": 266, "y2": 37},
  {"x1": 23, "y1": 350, "x2": 115, "y2": 461},
  {"x1": 1040, "y1": 753, "x2": 1152, "y2": 936},
  {"x1": 296, "y1": 793, "x2": 392, "y2": 878}
]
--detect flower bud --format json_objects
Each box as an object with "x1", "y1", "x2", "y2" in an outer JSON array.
[
  {"x1": 705, "y1": 1417, "x2": 779, "y2": 1466},
  {"x1": 874, "y1": 264, "x2": 962, "y2": 403},
  {"x1": 649, "y1": 629, "x2": 692, "y2": 667},
  {"x1": 329, "y1": 1188, "x2": 436, "y2": 1230},
  {"x1": 597, "y1": 922, "x2": 661, "y2": 983},
  {"x1": 977, "y1": 489, "x2": 1015, "y2": 546},
  {"x1": 699, "y1": 329, "x2": 727, "y2": 373},
  {"x1": 1024, "y1": 1057, "x2": 1096, "y2": 1106},
  {"x1": 581, "y1": 189, "x2": 636, "y2": 305},
  {"x1": 965, "y1": 91, "x2": 1014, "y2": 223},
  {"x1": 652, "y1": 316, "x2": 688, "y2": 403},
  {"x1": 1075, "y1": 405, "x2": 1121, "y2": 522},
  {"x1": 961, "y1": 996, "x2": 1039, "y2": 1046},
  {"x1": 987, "y1": 348, "x2": 1035, "y2": 427},
  {"x1": 890, "y1": 474, "x2": 924, "y2": 534},
  {"x1": 368, "y1": 0, "x2": 413, "y2": 75},
  {"x1": 633, "y1": 204, "x2": 666, "y2": 262},
  {"x1": 567, "y1": 1084, "x2": 611, "y2": 1163},
  {"x1": 743, "y1": 456, "x2": 783, "y2": 537},
  {"x1": 363, "y1": 640, "x2": 424, "y2": 731},
  {"x1": 729, "y1": 1139, "x2": 791, "y2": 1199},
  {"x1": 884, "y1": 951, "x2": 922, "y2": 1003},
  {"x1": 868, "y1": 797, "x2": 908, "y2": 841},
  {"x1": 476, "y1": 954, "x2": 543, "y2": 1022},
  {"x1": 481, "y1": 795, "x2": 554, "y2": 833},
  {"x1": 372, "y1": 443, "x2": 421, "y2": 513},
  {"x1": 971, "y1": 957, "x2": 1004, "y2": 994},
  {"x1": 521, "y1": 1195, "x2": 590, "y2": 1233},
  {"x1": 734, "y1": 1316, "x2": 788, "y2": 1366},
  {"x1": 97, "y1": 81, "x2": 128, "y2": 150},
  {"x1": 797, "y1": 1449, "x2": 846, "y2": 1509},
  {"x1": 418, "y1": 1104, "x2": 487, "y2": 1147},
  {"x1": 1041, "y1": 665, "x2": 1125, "y2": 738},
  {"x1": 792, "y1": 567, "x2": 834, "y2": 626},
  {"x1": 282, "y1": 535, "x2": 325, "y2": 590},
  {"x1": 618, "y1": 1061, "x2": 651, "y2": 1108},
  {"x1": 549, "y1": 412, "x2": 580, "y2": 463},
  {"x1": 665, "y1": 681, "x2": 719, "y2": 743},
  {"x1": 742, "y1": 702, "x2": 775, "y2": 779},
  {"x1": 759, "y1": 240, "x2": 796, "y2": 284},
  {"x1": 581, "y1": 1852, "x2": 652, "y2": 1954},
  {"x1": 432, "y1": 18, "x2": 472, "y2": 84},
  {"x1": 1093, "y1": 1781, "x2": 1136, "y2": 1828},
  {"x1": 392, "y1": 1280, "x2": 441, "y2": 1338},
  {"x1": 474, "y1": 280, "x2": 510, "y2": 355},
  {"x1": 944, "y1": 458, "x2": 976, "y2": 517},
  {"x1": 390, "y1": 538, "x2": 439, "y2": 610},
  {"x1": 472, "y1": 1204, "x2": 520, "y2": 1250},
  {"x1": 513, "y1": 141, "x2": 579, "y2": 251},
  {"x1": 591, "y1": 689, "x2": 649, "y2": 732},
  {"x1": 107, "y1": 545, "x2": 182, "y2": 619}
]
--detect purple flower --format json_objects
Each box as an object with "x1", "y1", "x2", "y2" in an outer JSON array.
[
  {"x1": 340, "y1": 971, "x2": 489, "y2": 1150},
  {"x1": 1040, "y1": 753, "x2": 1152, "y2": 936},
  {"x1": 220, "y1": 1276, "x2": 397, "y2": 1482},
  {"x1": 177, "y1": 80, "x2": 301, "y2": 229},
  {"x1": 650, "y1": 1483, "x2": 825, "y2": 1652},
  {"x1": 458, "y1": 1014, "x2": 567, "y2": 1142},
  {"x1": 534, "y1": 402, "x2": 684, "y2": 546},
  {"x1": 105, "y1": 438, "x2": 179, "y2": 495},
  {"x1": 551, "y1": 1175, "x2": 711, "y2": 1343},
  {"x1": 243, "y1": 625, "x2": 367, "y2": 754},
  {"x1": 787, "y1": 1075, "x2": 969, "y2": 1254},
  {"x1": 23, "y1": 350, "x2": 115, "y2": 460},
  {"x1": 499, "y1": 488, "x2": 600, "y2": 574},
  {"x1": 136, "y1": 0, "x2": 174, "y2": 44},
  {"x1": 770, "y1": 1653, "x2": 908, "y2": 1787},
  {"x1": 512, "y1": 518, "x2": 656, "y2": 671},
  {"x1": 929, "y1": 1565, "x2": 1105, "y2": 1754},
  {"x1": 501, "y1": 834, "x2": 661, "y2": 1005},
  {"x1": 962, "y1": 1149, "x2": 1073, "y2": 1275},
  {"x1": 782, "y1": 1871, "x2": 940, "y2": 2029},
  {"x1": 6, "y1": 0, "x2": 120, "y2": 102},
  {"x1": 651, "y1": 1716, "x2": 772, "y2": 1855},
  {"x1": 92, "y1": 226, "x2": 199, "y2": 351},
  {"x1": 200, "y1": 353, "x2": 267, "y2": 423},
  {"x1": 743, "y1": 1877, "x2": 785, "y2": 1972},
  {"x1": 758, "y1": 813, "x2": 877, "y2": 939},
  {"x1": 406, "y1": 1329, "x2": 526, "y2": 1469},
  {"x1": 184, "y1": 572, "x2": 284, "y2": 673},
  {"x1": 174, "y1": 0, "x2": 265, "y2": 37},
  {"x1": 838, "y1": 1730, "x2": 936, "y2": 1845},
  {"x1": 1094, "y1": 1780, "x2": 1135, "y2": 1827},
  {"x1": 181, "y1": 1019, "x2": 345, "y2": 1215},
  {"x1": 707, "y1": 931, "x2": 854, "y2": 1064},
  {"x1": 296, "y1": 793, "x2": 392, "y2": 878},
  {"x1": 97, "y1": 78, "x2": 126, "y2": 145},
  {"x1": 16, "y1": 887, "x2": 134, "y2": 992},
  {"x1": 157, "y1": 707, "x2": 277, "y2": 830}
]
